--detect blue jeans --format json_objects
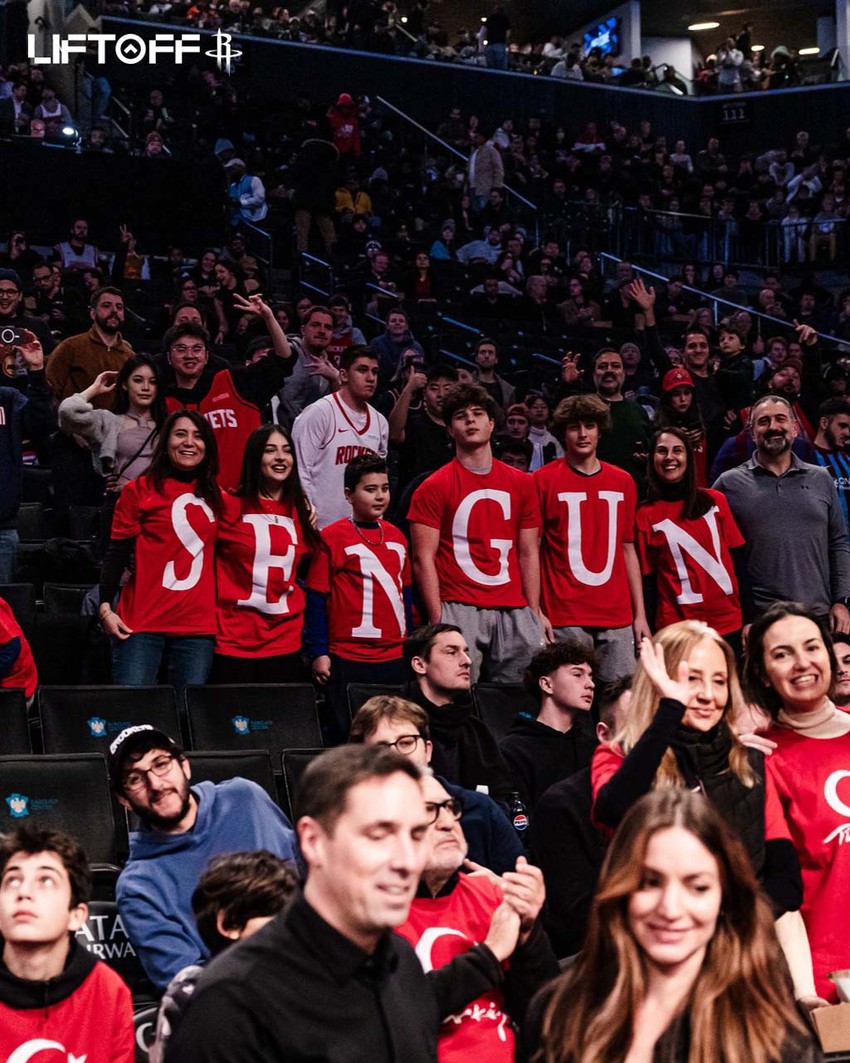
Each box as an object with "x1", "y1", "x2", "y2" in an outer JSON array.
[
  {"x1": 111, "y1": 634, "x2": 215, "y2": 696},
  {"x1": 0, "y1": 528, "x2": 19, "y2": 584},
  {"x1": 486, "y1": 43, "x2": 507, "y2": 70}
]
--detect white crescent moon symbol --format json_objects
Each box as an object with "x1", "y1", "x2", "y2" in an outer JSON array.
[
  {"x1": 825, "y1": 770, "x2": 850, "y2": 818},
  {"x1": 414, "y1": 926, "x2": 468, "y2": 973},
  {"x1": 7, "y1": 1039, "x2": 65, "y2": 1063}
]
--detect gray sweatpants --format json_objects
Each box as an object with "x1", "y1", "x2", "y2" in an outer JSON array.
[
  {"x1": 553, "y1": 624, "x2": 637, "y2": 683},
  {"x1": 441, "y1": 602, "x2": 546, "y2": 684}
]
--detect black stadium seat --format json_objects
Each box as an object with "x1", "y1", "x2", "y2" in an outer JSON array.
[
  {"x1": 280, "y1": 748, "x2": 323, "y2": 822},
  {"x1": 186, "y1": 685, "x2": 322, "y2": 760},
  {"x1": 346, "y1": 683, "x2": 405, "y2": 721},
  {"x1": 76, "y1": 899, "x2": 156, "y2": 1000},
  {"x1": 186, "y1": 749, "x2": 279, "y2": 805},
  {"x1": 472, "y1": 683, "x2": 537, "y2": 744},
  {"x1": 0, "y1": 689, "x2": 32, "y2": 754},
  {"x1": 0, "y1": 754, "x2": 119, "y2": 863},
  {"x1": 38, "y1": 685, "x2": 182, "y2": 755}
]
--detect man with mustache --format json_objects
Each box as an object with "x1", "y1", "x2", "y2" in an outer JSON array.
[
  {"x1": 110, "y1": 725, "x2": 297, "y2": 991},
  {"x1": 590, "y1": 347, "x2": 651, "y2": 481},
  {"x1": 714, "y1": 395, "x2": 850, "y2": 633}
]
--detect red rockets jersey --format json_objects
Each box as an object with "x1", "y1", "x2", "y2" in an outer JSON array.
[
  {"x1": 0, "y1": 961, "x2": 134, "y2": 1063},
  {"x1": 215, "y1": 492, "x2": 312, "y2": 657},
  {"x1": 111, "y1": 475, "x2": 218, "y2": 635},
  {"x1": 166, "y1": 368, "x2": 261, "y2": 490},
  {"x1": 534, "y1": 460, "x2": 636, "y2": 628},
  {"x1": 307, "y1": 517, "x2": 410, "y2": 661},
  {"x1": 765, "y1": 725, "x2": 850, "y2": 1000},
  {"x1": 636, "y1": 491, "x2": 745, "y2": 635},
  {"x1": 396, "y1": 875, "x2": 514, "y2": 1063},
  {"x1": 407, "y1": 459, "x2": 541, "y2": 609}
]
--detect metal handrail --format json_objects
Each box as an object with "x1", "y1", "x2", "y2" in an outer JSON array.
[
  {"x1": 597, "y1": 251, "x2": 844, "y2": 347},
  {"x1": 375, "y1": 95, "x2": 539, "y2": 214},
  {"x1": 438, "y1": 348, "x2": 476, "y2": 367},
  {"x1": 439, "y1": 314, "x2": 480, "y2": 335}
]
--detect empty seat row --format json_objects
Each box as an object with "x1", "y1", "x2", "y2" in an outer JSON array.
[{"x1": 0, "y1": 681, "x2": 535, "y2": 758}]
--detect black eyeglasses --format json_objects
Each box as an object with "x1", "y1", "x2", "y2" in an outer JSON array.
[
  {"x1": 424, "y1": 797, "x2": 463, "y2": 824},
  {"x1": 376, "y1": 734, "x2": 423, "y2": 756},
  {"x1": 123, "y1": 754, "x2": 176, "y2": 792}
]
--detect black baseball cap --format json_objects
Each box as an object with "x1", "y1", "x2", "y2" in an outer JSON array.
[{"x1": 108, "y1": 725, "x2": 183, "y2": 791}]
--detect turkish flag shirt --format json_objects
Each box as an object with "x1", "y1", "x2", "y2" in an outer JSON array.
[
  {"x1": 636, "y1": 491, "x2": 744, "y2": 634},
  {"x1": 408, "y1": 459, "x2": 541, "y2": 609},
  {"x1": 534, "y1": 460, "x2": 636, "y2": 628},
  {"x1": 215, "y1": 492, "x2": 312, "y2": 657},
  {"x1": 765, "y1": 726, "x2": 850, "y2": 1000},
  {"x1": 307, "y1": 517, "x2": 411, "y2": 661},
  {"x1": 111, "y1": 475, "x2": 218, "y2": 635},
  {"x1": 396, "y1": 875, "x2": 514, "y2": 1063}
]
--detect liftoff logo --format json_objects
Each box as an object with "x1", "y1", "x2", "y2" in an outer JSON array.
[{"x1": 27, "y1": 28, "x2": 242, "y2": 73}]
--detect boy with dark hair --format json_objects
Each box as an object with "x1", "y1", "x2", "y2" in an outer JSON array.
[
  {"x1": 408, "y1": 383, "x2": 546, "y2": 684},
  {"x1": 535, "y1": 393, "x2": 649, "y2": 684},
  {"x1": 151, "y1": 850, "x2": 298, "y2": 1062},
  {"x1": 293, "y1": 346, "x2": 389, "y2": 529},
  {"x1": 499, "y1": 640, "x2": 600, "y2": 807},
  {"x1": 306, "y1": 454, "x2": 413, "y2": 743},
  {"x1": 0, "y1": 826, "x2": 134, "y2": 1061}
]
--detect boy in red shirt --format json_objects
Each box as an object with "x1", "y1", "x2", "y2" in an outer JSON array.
[
  {"x1": 306, "y1": 454, "x2": 412, "y2": 743},
  {"x1": 408, "y1": 383, "x2": 545, "y2": 683},
  {"x1": 0, "y1": 826, "x2": 134, "y2": 1062},
  {"x1": 534, "y1": 393, "x2": 650, "y2": 682}
]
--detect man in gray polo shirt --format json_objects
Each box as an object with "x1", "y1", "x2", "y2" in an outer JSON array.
[{"x1": 713, "y1": 394, "x2": 850, "y2": 632}]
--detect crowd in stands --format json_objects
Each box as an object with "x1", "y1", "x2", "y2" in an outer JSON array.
[
  {"x1": 102, "y1": 0, "x2": 829, "y2": 95},
  {"x1": 4, "y1": 30, "x2": 850, "y2": 1063}
]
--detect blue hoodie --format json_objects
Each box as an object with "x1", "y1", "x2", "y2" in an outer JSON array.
[{"x1": 116, "y1": 778, "x2": 297, "y2": 989}]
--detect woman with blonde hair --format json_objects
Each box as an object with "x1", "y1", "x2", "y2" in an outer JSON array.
[
  {"x1": 535, "y1": 789, "x2": 817, "y2": 1063},
  {"x1": 591, "y1": 623, "x2": 801, "y2": 915}
]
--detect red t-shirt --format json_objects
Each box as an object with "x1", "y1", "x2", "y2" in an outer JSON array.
[
  {"x1": 636, "y1": 491, "x2": 744, "y2": 634},
  {"x1": 165, "y1": 368, "x2": 262, "y2": 490},
  {"x1": 307, "y1": 517, "x2": 411, "y2": 661},
  {"x1": 215, "y1": 492, "x2": 312, "y2": 657},
  {"x1": 408, "y1": 459, "x2": 541, "y2": 609},
  {"x1": 534, "y1": 460, "x2": 636, "y2": 627},
  {"x1": 765, "y1": 725, "x2": 850, "y2": 1000},
  {"x1": 0, "y1": 960, "x2": 134, "y2": 1063},
  {"x1": 111, "y1": 475, "x2": 218, "y2": 635},
  {"x1": 396, "y1": 875, "x2": 514, "y2": 1063},
  {"x1": 0, "y1": 598, "x2": 37, "y2": 697}
]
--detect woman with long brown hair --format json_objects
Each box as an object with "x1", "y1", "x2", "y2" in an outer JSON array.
[
  {"x1": 535, "y1": 789, "x2": 817, "y2": 1063},
  {"x1": 592, "y1": 623, "x2": 801, "y2": 915}
]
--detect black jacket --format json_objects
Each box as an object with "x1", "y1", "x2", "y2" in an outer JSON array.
[
  {"x1": 167, "y1": 892, "x2": 502, "y2": 1062},
  {"x1": 499, "y1": 712, "x2": 597, "y2": 808}
]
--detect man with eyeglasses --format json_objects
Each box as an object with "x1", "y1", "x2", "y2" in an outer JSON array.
[
  {"x1": 31, "y1": 263, "x2": 82, "y2": 340},
  {"x1": 108, "y1": 724, "x2": 297, "y2": 991},
  {"x1": 350, "y1": 695, "x2": 524, "y2": 874},
  {"x1": 396, "y1": 772, "x2": 557, "y2": 1063},
  {"x1": 0, "y1": 268, "x2": 55, "y2": 355},
  {"x1": 162, "y1": 305, "x2": 293, "y2": 489}
]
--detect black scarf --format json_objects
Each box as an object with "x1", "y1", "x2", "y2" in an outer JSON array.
[{"x1": 671, "y1": 721, "x2": 765, "y2": 873}]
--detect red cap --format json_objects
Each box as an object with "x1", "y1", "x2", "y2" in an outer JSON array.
[
  {"x1": 662, "y1": 368, "x2": 695, "y2": 392},
  {"x1": 336, "y1": 93, "x2": 354, "y2": 106}
]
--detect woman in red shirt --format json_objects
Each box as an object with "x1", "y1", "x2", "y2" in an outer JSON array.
[
  {"x1": 98, "y1": 410, "x2": 221, "y2": 693},
  {"x1": 212, "y1": 425, "x2": 319, "y2": 683},
  {"x1": 744, "y1": 601, "x2": 850, "y2": 1002},
  {"x1": 637, "y1": 427, "x2": 745, "y2": 658}
]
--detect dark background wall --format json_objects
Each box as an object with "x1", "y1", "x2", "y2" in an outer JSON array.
[{"x1": 98, "y1": 18, "x2": 850, "y2": 156}]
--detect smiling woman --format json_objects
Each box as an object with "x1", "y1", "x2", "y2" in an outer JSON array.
[
  {"x1": 534, "y1": 790, "x2": 816, "y2": 1063},
  {"x1": 744, "y1": 601, "x2": 850, "y2": 1000},
  {"x1": 591, "y1": 622, "x2": 802, "y2": 919},
  {"x1": 98, "y1": 410, "x2": 222, "y2": 695}
]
